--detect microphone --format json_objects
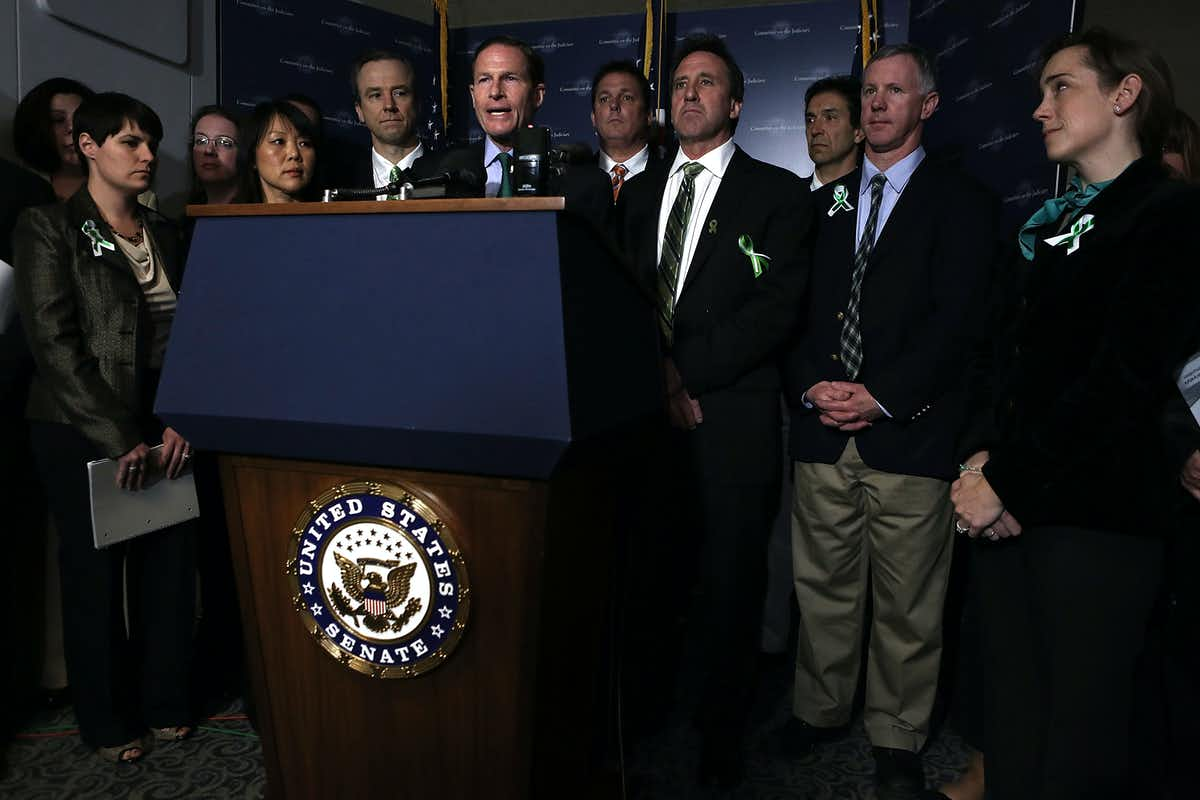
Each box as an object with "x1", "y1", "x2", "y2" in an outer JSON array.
[
  {"x1": 550, "y1": 141, "x2": 595, "y2": 165},
  {"x1": 322, "y1": 168, "x2": 482, "y2": 201},
  {"x1": 513, "y1": 126, "x2": 551, "y2": 196}
]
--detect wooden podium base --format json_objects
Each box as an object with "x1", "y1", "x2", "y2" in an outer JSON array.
[{"x1": 219, "y1": 454, "x2": 619, "y2": 799}]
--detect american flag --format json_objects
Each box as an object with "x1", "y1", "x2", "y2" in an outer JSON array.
[{"x1": 363, "y1": 588, "x2": 387, "y2": 616}]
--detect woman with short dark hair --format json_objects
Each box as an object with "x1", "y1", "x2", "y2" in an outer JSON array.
[
  {"x1": 12, "y1": 77, "x2": 95, "y2": 202},
  {"x1": 240, "y1": 100, "x2": 319, "y2": 203},
  {"x1": 951, "y1": 28, "x2": 1200, "y2": 798},
  {"x1": 14, "y1": 92, "x2": 196, "y2": 764}
]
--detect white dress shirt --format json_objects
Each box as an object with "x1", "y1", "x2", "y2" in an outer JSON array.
[
  {"x1": 810, "y1": 172, "x2": 825, "y2": 191},
  {"x1": 371, "y1": 143, "x2": 425, "y2": 199},
  {"x1": 599, "y1": 144, "x2": 650, "y2": 182},
  {"x1": 655, "y1": 137, "x2": 736, "y2": 295}
]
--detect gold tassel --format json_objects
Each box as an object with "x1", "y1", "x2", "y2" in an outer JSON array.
[
  {"x1": 643, "y1": 0, "x2": 653, "y2": 80},
  {"x1": 860, "y1": 0, "x2": 871, "y2": 70},
  {"x1": 433, "y1": 0, "x2": 449, "y2": 134}
]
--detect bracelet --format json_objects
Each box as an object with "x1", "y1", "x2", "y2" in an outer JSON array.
[{"x1": 958, "y1": 463, "x2": 984, "y2": 475}]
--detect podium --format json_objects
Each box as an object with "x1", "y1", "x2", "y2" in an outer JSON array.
[{"x1": 156, "y1": 198, "x2": 661, "y2": 799}]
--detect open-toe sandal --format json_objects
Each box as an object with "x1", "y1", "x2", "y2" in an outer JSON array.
[
  {"x1": 97, "y1": 736, "x2": 148, "y2": 763},
  {"x1": 150, "y1": 725, "x2": 192, "y2": 743}
]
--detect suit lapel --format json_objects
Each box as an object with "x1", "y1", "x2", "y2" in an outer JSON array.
[
  {"x1": 679, "y1": 146, "x2": 750, "y2": 297},
  {"x1": 638, "y1": 155, "x2": 672, "y2": 283},
  {"x1": 867, "y1": 158, "x2": 931, "y2": 267},
  {"x1": 823, "y1": 168, "x2": 861, "y2": 265},
  {"x1": 67, "y1": 190, "x2": 134, "y2": 278}
]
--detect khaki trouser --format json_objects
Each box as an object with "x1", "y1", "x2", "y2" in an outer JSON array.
[{"x1": 791, "y1": 438, "x2": 953, "y2": 752}]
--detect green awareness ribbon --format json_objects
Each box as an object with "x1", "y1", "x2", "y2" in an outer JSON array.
[
  {"x1": 827, "y1": 184, "x2": 854, "y2": 217},
  {"x1": 738, "y1": 234, "x2": 771, "y2": 278},
  {"x1": 1043, "y1": 213, "x2": 1095, "y2": 255},
  {"x1": 81, "y1": 220, "x2": 116, "y2": 257}
]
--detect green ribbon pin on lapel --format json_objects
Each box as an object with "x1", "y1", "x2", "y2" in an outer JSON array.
[
  {"x1": 738, "y1": 234, "x2": 770, "y2": 278},
  {"x1": 81, "y1": 220, "x2": 116, "y2": 257},
  {"x1": 827, "y1": 184, "x2": 854, "y2": 217},
  {"x1": 1043, "y1": 213, "x2": 1095, "y2": 255}
]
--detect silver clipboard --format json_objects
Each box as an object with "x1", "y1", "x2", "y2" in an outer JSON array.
[{"x1": 88, "y1": 444, "x2": 200, "y2": 549}]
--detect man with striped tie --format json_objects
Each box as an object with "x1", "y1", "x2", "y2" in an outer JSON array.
[
  {"x1": 590, "y1": 61, "x2": 659, "y2": 201},
  {"x1": 778, "y1": 44, "x2": 1001, "y2": 799},
  {"x1": 615, "y1": 34, "x2": 811, "y2": 789}
]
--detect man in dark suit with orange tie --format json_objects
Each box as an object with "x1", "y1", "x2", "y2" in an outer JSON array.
[
  {"x1": 590, "y1": 60, "x2": 662, "y2": 201},
  {"x1": 778, "y1": 44, "x2": 1000, "y2": 799},
  {"x1": 616, "y1": 34, "x2": 811, "y2": 788}
]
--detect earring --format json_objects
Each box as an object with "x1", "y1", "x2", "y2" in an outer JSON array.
[{"x1": 1113, "y1": 104, "x2": 1121, "y2": 113}]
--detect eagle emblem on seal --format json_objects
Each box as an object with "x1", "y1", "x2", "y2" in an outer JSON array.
[{"x1": 329, "y1": 553, "x2": 424, "y2": 634}]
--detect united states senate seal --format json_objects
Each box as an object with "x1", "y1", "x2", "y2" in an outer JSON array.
[{"x1": 287, "y1": 481, "x2": 470, "y2": 678}]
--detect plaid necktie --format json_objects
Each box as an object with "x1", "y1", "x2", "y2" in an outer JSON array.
[
  {"x1": 840, "y1": 173, "x2": 887, "y2": 380},
  {"x1": 497, "y1": 152, "x2": 514, "y2": 198},
  {"x1": 386, "y1": 164, "x2": 402, "y2": 200},
  {"x1": 611, "y1": 163, "x2": 628, "y2": 201},
  {"x1": 656, "y1": 162, "x2": 705, "y2": 343}
]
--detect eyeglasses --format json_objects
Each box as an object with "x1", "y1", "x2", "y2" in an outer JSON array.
[{"x1": 192, "y1": 134, "x2": 237, "y2": 150}]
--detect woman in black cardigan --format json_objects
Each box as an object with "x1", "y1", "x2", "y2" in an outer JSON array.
[{"x1": 950, "y1": 28, "x2": 1200, "y2": 800}]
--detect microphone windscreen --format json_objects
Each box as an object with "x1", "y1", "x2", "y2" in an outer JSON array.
[{"x1": 515, "y1": 125, "x2": 551, "y2": 157}]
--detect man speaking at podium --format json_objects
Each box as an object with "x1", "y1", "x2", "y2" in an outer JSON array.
[
  {"x1": 412, "y1": 35, "x2": 610, "y2": 222},
  {"x1": 615, "y1": 35, "x2": 811, "y2": 788}
]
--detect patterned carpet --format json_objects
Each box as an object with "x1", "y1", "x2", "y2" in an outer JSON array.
[
  {"x1": 0, "y1": 660, "x2": 970, "y2": 799},
  {"x1": 0, "y1": 700, "x2": 265, "y2": 799}
]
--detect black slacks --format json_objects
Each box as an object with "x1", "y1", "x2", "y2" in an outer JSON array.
[
  {"x1": 620, "y1": 425, "x2": 778, "y2": 749},
  {"x1": 30, "y1": 421, "x2": 196, "y2": 748},
  {"x1": 974, "y1": 525, "x2": 1163, "y2": 800}
]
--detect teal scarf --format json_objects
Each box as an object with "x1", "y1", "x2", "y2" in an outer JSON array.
[{"x1": 1017, "y1": 176, "x2": 1112, "y2": 261}]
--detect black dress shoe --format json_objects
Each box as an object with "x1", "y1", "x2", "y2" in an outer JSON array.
[
  {"x1": 764, "y1": 717, "x2": 848, "y2": 758},
  {"x1": 873, "y1": 746, "x2": 926, "y2": 800}
]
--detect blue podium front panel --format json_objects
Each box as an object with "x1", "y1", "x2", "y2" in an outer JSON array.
[{"x1": 156, "y1": 209, "x2": 573, "y2": 478}]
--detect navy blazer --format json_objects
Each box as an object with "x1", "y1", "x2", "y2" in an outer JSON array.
[
  {"x1": 618, "y1": 144, "x2": 811, "y2": 485},
  {"x1": 785, "y1": 156, "x2": 1002, "y2": 480}
]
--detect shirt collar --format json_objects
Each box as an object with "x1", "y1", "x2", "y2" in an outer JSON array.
[
  {"x1": 861, "y1": 145, "x2": 925, "y2": 197},
  {"x1": 600, "y1": 144, "x2": 649, "y2": 174},
  {"x1": 372, "y1": 143, "x2": 423, "y2": 175},
  {"x1": 669, "y1": 137, "x2": 736, "y2": 180},
  {"x1": 810, "y1": 173, "x2": 825, "y2": 191},
  {"x1": 483, "y1": 135, "x2": 510, "y2": 167}
]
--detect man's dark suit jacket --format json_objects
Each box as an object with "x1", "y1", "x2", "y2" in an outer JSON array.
[
  {"x1": 785, "y1": 158, "x2": 1001, "y2": 481},
  {"x1": 617, "y1": 145, "x2": 811, "y2": 486},
  {"x1": 412, "y1": 140, "x2": 613, "y2": 227}
]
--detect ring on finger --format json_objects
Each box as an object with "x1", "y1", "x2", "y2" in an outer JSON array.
[
  {"x1": 128, "y1": 464, "x2": 140, "y2": 472},
  {"x1": 954, "y1": 520, "x2": 970, "y2": 534},
  {"x1": 986, "y1": 528, "x2": 999, "y2": 540}
]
